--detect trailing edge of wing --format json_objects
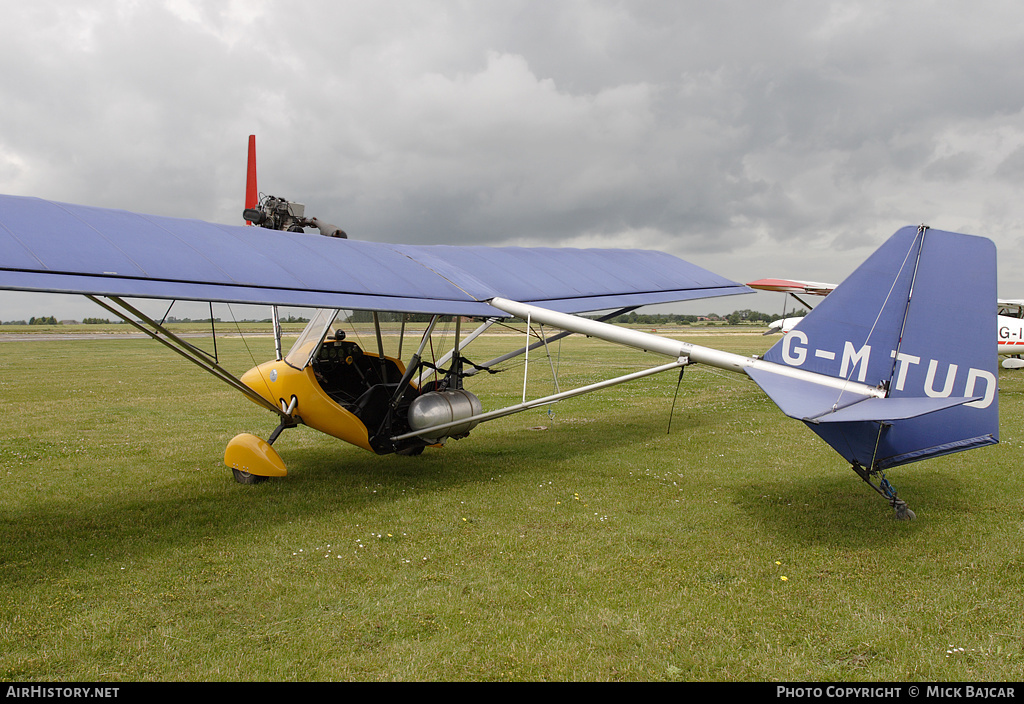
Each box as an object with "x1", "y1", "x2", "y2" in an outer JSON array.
[{"x1": 0, "y1": 195, "x2": 749, "y2": 315}]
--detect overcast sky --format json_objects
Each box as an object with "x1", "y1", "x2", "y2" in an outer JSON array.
[{"x1": 3, "y1": 0, "x2": 1024, "y2": 321}]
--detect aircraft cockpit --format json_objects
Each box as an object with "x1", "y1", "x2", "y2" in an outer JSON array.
[
  {"x1": 998, "y1": 300, "x2": 1024, "y2": 319},
  {"x1": 279, "y1": 310, "x2": 420, "y2": 453},
  {"x1": 312, "y1": 329, "x2": 403, "y2": 408}
]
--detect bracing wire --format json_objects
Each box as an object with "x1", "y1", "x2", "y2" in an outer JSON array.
[
  {"x1": 828, "y1": 227, "x2": 924, "y2": 413},
  {"x1": 666, "y1": 364, "x2": 686, "y2": 434},
  {"x1": 224, "y1": 302, "x2": 266, "y2": 374}
]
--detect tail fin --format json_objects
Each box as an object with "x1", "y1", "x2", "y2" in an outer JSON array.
[{"x1": 748, "y1": 225, "x2": 998, "y2": 471}]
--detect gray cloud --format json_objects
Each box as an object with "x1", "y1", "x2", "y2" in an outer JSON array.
[{"x1": 3, "y1": 0, "x2": 1024, "y2": 321}]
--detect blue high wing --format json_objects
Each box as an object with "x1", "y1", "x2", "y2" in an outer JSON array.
[{"x1": 0, "y1": 195, "x2": 749, "y2": 315}]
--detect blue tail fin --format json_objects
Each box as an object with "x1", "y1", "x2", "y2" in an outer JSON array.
[{"x1": 749, "y1": 225, "x2": 998, "y2": 473}]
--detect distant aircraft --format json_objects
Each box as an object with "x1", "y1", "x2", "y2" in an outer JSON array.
[
  {"x1": 749, "y1": 277, "x2": 1024, "y2": 368},
  {"x1": 0, "y1": 138, "x2": 1000, "y2": 519},
  {"x1": 996, "y1": 299, "x2": 1024, "y2": 367}
]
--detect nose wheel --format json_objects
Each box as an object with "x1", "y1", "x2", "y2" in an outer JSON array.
[
  {"x1": 225, "y1": 397, "x2": 298, "y2": 484},
  {"x1": 225, "y1": 432, "x2": 287, "y2": 483},
  {"x1": 232, "y1": 467, "x2": 269, "y2": 485}
]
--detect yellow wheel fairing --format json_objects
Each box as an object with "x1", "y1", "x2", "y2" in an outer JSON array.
[{"x1": 224, "y1": 433, "x2": 287, "y2": 477}]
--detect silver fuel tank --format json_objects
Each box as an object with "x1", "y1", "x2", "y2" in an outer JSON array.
[{"x1": 407, "y1": 389, "x2": 483, "y2": 443}]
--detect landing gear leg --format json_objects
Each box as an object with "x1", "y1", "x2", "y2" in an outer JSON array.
[
  {"x1": 851, "y1": 462, "x2": 917, "y2": 520},
  {"x1": 267, "y1": 417, "x2": 291, "y2": 445}
]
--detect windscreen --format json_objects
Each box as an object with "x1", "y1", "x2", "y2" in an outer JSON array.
[{"x1": 284, "y1": 309, "x2": 339, "y2": 370}]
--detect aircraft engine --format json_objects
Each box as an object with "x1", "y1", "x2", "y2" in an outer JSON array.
[{"x1": 407, "y1": 389, "x2": 483, "y2": 443}]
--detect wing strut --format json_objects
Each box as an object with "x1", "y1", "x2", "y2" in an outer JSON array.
[{"x1": 86, "y1": 295, "x2": 289, "y2": 420}]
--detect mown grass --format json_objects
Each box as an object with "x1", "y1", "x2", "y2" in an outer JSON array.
[{"x1": 0, "y1": 327, "x2": 1021, "y2": 681}]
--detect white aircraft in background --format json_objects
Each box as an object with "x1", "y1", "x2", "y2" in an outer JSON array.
[{"x1": 748, "y1": 278, "x2": 1024, "y2": 369}]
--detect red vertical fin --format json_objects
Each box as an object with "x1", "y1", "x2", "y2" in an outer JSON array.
[{"x1": 245, "y1": 135, "x2": 258, "y2": 224}]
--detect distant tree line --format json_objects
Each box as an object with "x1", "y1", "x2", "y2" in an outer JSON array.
[
  {"x1": 347, "y1": 311, "x2": 436, "y2": 323},
  {"x1": 0, "y1": 314, "x2": 310, "y2": 325},
  {"x1": 609, "y1": 309, "x2": 807, "y2": 326},
  {"x1": 0, "y1": 309, "x2": 807, "y2": 327},
  {"x1": 162, "y1": 315, "x2": 310, "y2": 324},
  {"x1": 0, "y1": 316, "x2": 116, "y2": 325},
  {"x1": 345, "y1": 310, "x2": 810, "y2": 325}
]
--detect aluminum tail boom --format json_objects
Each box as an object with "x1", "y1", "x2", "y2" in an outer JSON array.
[{"x1": 486, "y1": 297, "x2": 886, "y2": 401}]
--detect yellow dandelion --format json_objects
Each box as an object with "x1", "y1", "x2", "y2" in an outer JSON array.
[{"x1": 780, "y1": 576, "x2": 788, "y2": 581}]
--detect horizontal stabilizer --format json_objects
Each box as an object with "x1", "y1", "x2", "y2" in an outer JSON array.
[
  {"x1": 747, "y1": 367, "x2": 978, "y2": 423},
  {"x1": 745, "y1": 366, "x2": 872, "y2": 420},
  {"x1": 808, "y1": 395, "x2": 978, "y2": 424}
]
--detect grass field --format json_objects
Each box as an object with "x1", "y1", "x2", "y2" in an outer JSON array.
[{"x1": 0, "y1": 324, "x2": 1021, "y2": 681}]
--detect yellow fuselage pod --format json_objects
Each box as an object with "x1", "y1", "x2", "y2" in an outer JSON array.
[{"x1": 239, "y1": 353, "x2": 407, "y2": 454}]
